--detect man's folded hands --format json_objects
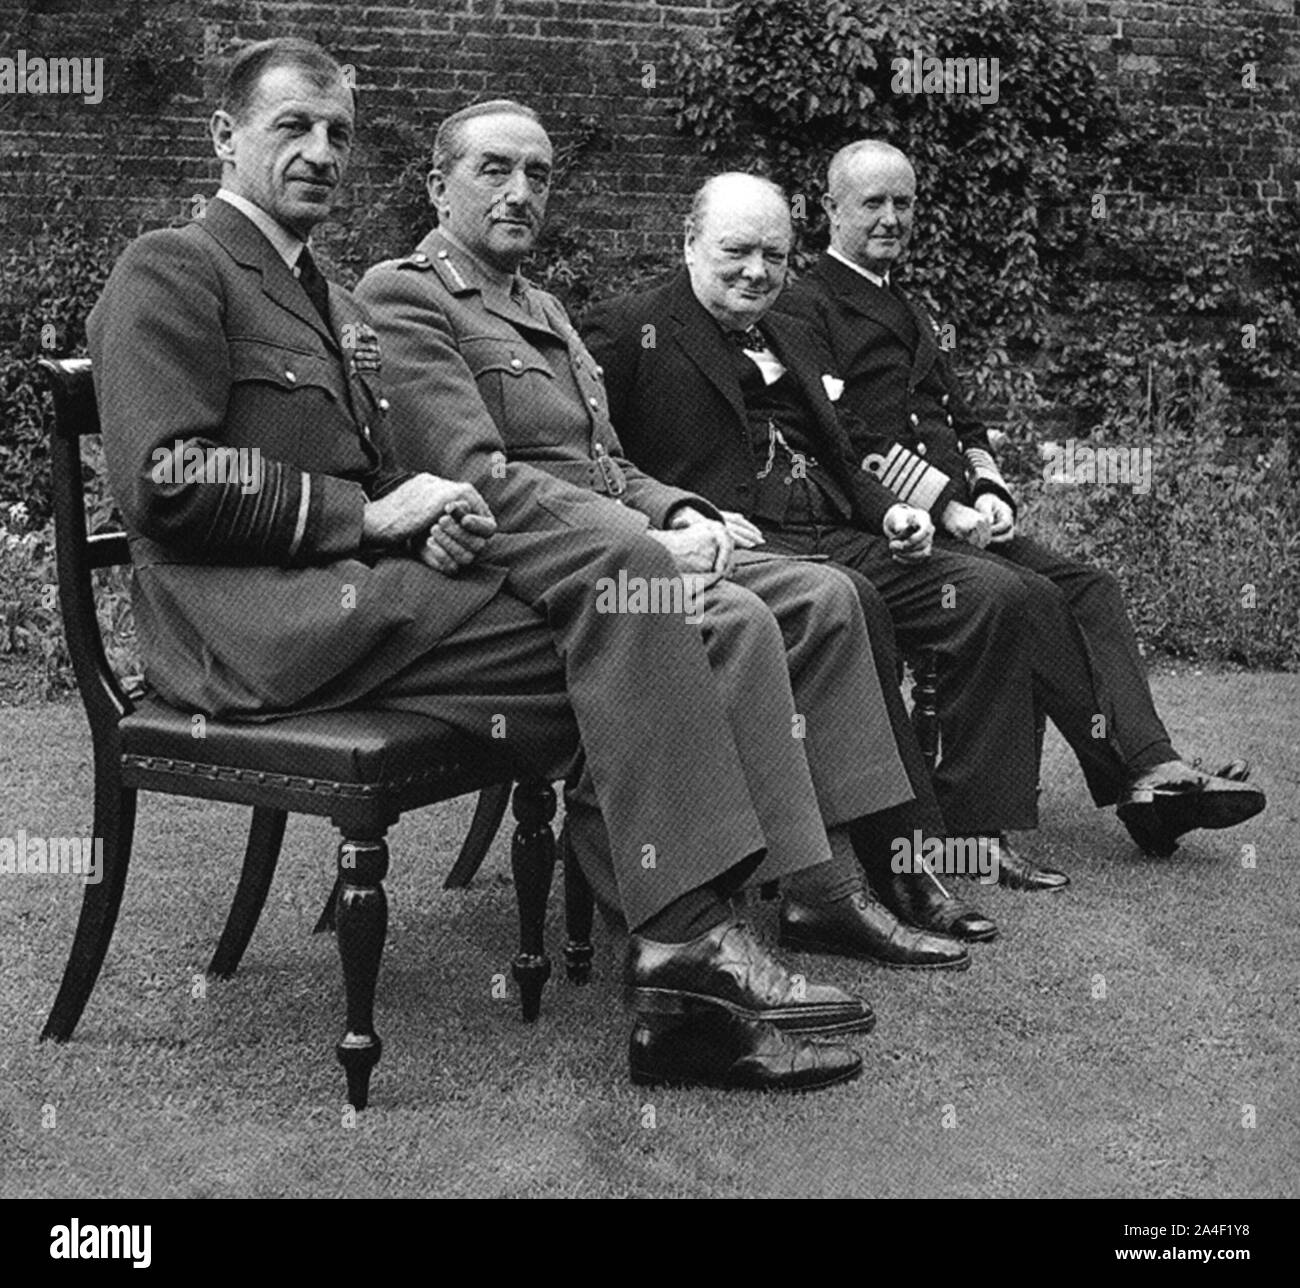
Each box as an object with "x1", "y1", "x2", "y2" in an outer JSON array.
[{"x1": 362, "y1": 473, "x2": 498, "y2": 574}]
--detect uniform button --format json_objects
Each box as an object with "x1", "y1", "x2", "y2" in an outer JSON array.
[
  {"x1": 916, "y1": 443, "x2": 927, "y2": 456},
  {"x1": 413, "y1": 252, "x2": 429, "y2": 263},
  {"x1": 285, "y1": 370, "x2": 296, "y2": 382},
  {"x1": 909, "y1": 412, "x2": 919, "y2": 426},
  {"x1": 588, "y1": 396, "x2": 598, "y2": 407},
  {"x1": 941, "y1": 394, "x2": 950, "y2": 407},
  {"x1": 595, "y1": 365, "x2": 604, "y2": 377},
  {"x1": 361, "y1": 424, "x2": 372, "y2": 439},
  {"x1": 593, "y1": 442, "x2": 603, "y2": 453},
  {"x1": 510, "y1": 358, "x2": 522, "y2": 370},
  {"x1": 946, "y1": 414, "x2": 954, "y2": 426},
  {"x1": 378, "y1": 397, "x2": 390, "y2": 411}
]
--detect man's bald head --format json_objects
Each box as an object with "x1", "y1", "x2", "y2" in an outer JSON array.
[
  {"x1": 683, "y1": 173, "x2": 793, "y2": 331},
  {"x1": 822, "y1": 140, "x2": 917, "y2": 276},
  {"x1": 685, "y1": 172, "x2": 791, "y2": 240},
  {"x1": 826, "y1": 140, "x2": 913, "y2": 202}
]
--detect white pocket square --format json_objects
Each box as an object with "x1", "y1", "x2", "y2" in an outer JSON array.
[{"x1": 821, "y1": 374, "x2": 844, "y2": 402}]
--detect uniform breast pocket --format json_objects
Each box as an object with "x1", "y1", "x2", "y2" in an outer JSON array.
[
  {"x1": 227, "y1": 339, "x2": 350, "y2": 460},
  {"x1": 459, "y1": 334, "x2": 558, "y2": 441}
]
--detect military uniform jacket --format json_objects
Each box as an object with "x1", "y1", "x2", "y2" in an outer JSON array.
[
  {"x1": 86, "y1": 198, "x2": 505, "y2": 717},
  {"x1": 355, "y1": 228, "x2": 714, "y2": 538},
  {"x1": 777, "y1": 252, "x2": 1014, "y2": 517},
  {"x1": 582, "y1": 271, "x2": 898, "y2": 533}
]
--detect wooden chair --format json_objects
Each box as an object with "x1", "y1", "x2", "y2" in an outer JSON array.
[{"x1": 37, "y1": 356, "x2": 593, "y2": 1110}]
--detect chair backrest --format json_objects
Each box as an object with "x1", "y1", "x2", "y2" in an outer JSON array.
[{"x1": 39, "y1": 357, "x2": 136, "y2": 735}]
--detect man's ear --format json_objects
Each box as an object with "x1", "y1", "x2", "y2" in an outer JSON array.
[
  {"x1": 211, "y1": 109, "x2": 236, "y2": 162},
  {"x1": 427, "y1": 169, "x2": 446, "y2": 211},
  {"x1": 821, "y1": 192, "x2": 837, "y2": 223}
]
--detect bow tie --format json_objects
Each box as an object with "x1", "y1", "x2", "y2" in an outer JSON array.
[{"x1": 727, "y1": 325, "x2": 768, "y2": 351}]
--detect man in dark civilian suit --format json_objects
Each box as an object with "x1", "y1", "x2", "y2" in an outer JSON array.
[
  {"x1": 776, "y1": 140, "x2": 1264, "y2": 861},
  {"x1": 85, "y1": 39, "x2": 874, "y2": 1092},
  {"x1": 358, "y1": 102, "x2": 1002, "y2": 975}
]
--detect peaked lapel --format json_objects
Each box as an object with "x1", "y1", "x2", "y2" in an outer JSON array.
[
  {"x1": 813, "y1": 254, "x2": 946, "y2": 391},
  {"x1": 665, "y1": 272, "x2": 750, "y2": 440},
  {"x1": 199, "y1": 198, "x2": 340, "y2": 353},
  {"x1": 812, "y1": 254, "x2": 915, "y2": 350},
  {"x1": 890, "y1": 282, "x2": 941, "y2": 389}
]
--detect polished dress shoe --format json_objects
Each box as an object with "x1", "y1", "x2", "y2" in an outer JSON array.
[
  {"x1": 1118, "y1": 759, "x2": 1265, "y2": 857},
  {"x1": 629, "y1": 1011, "x2": 862, "y2": 1092},
  {"x1": 627, "y1": 919, "x2": 874, "y2": 1035},
  {"x1": 779, "y1": 891, "x2": 970, "y2": 971},
  {"x1": 991, "y1": 835, "x2": 1070, "y2": 891},
  {"x1": 877, "y1": 866, "x2": 998, "y2": 943}
]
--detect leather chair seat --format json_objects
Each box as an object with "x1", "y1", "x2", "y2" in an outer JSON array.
[{"x1": 121, "y1": 694, "x2": 500, "y2": 786}]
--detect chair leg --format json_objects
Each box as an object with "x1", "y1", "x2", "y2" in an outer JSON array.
[
  {"x1": 443, "y1": 782, "x2": 511, "y2": 889},
  {"x1": 510, "y1": 778, "x2": 556, "y2": 1021},
  {"x1": 334, "y1": 835, "x2": 388, "y2": 1111},
  {"x1": 911, "y1": 648, "x2": 941, "y2": 775},
  {"x1": 208, "y1": 806, "x2": 288, "y2": 978},
  {"x1": 41, "y1": 767, "x2": 138, "y2": 1042},
  {"x1": 561, "y1": 823, "x2": 595, "y2": 984}
]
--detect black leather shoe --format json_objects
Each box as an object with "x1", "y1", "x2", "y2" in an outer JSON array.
[
  {"x1": 878, "y1": 865, "x2": 998, "y2": 943},
  {"x1": 779, "y1": 891, "x2": 970, "y2": 971},
  {"x1": 629, "y1": 1011, "x2": 862, "y2": 1092},
  {"x1": 992, "y1": 835, "x2": 1070, "y2": 891},
  {"x1": 1118, "y1": 759, "x2": 1265, "y2": 857},
  {"x1": 627, "y1": 919, "x2": 874, "y2": 1035}
]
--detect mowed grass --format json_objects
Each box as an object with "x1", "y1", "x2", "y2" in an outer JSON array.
[{"x1": 0, "y1": 670, "x2": 1296, "y2": 1198}]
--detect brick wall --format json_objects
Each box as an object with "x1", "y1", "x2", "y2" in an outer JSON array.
[
  {"x1": 1, "y1": 0, "x2": 1296, "y2": 285},
  {"x1": 1057, "y1": 0, "x2": 1299, "y2": 216},
  {"x1": 0, "y1": 0, "x2": 735, "y2": 285}
]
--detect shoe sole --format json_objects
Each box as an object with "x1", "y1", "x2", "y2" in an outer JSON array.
[
  {"x1": 954, "y1": 926, "x2": 1000, "y2": 944},
  {"x1": 1119, "y1": 787, "x2": 1265, "y2": 849},
  {"x1": 778, "y1": 932, "x2": 972, "y2": 971},
  {"x1": 996, "y1": 875, "x2": 1071, "y2": 893},
  {"x1": 626, "y1": 986, "x2": 876, "y2": 1035},
  {"x1": 629, "y1": 1055, "x2": 864, "y2": 1093}
]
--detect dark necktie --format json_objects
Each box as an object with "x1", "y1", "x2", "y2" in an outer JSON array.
[
  {"x1": 295, "y1": 246, "x2": 332, "y2": 331},
  {"x1": 509, "y1": 277, "x2": 538, "y2": 321}
]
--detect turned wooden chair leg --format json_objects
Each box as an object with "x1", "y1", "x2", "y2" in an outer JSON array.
[
  {"x1": 41, "y1": 760, "x2": 138, "y2": 1043},
  {"x1": 334, "y1": 835, "x2": 388, "y2": 1111},
  {"x1": 510, "y1": 778, "x2": 556, "y2": 1021},
  {"x1": 209, "y1": 806, "x2": 288, "y2": 978},
  {"x1": 912, "y1": 648, "x2": 941, "y2": 775},
  {"x1": 443, "y1": 782, "x2": 511, "y2": 889},
  {"x1": 561, "y1": 823, "x2": 595, "y2": 984}
]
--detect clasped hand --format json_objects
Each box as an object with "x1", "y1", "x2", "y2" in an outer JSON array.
[
  {"x1": 362, "y1": 473, "x2": 498, "y2": 574},
  {"x1": 648, "y1": 505, "x2": 734, "y2": 588}
]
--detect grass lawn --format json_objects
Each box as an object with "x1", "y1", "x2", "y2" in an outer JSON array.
[{"x1": 0, "y1": 669, "x2": 1296, "y2": 1198}]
